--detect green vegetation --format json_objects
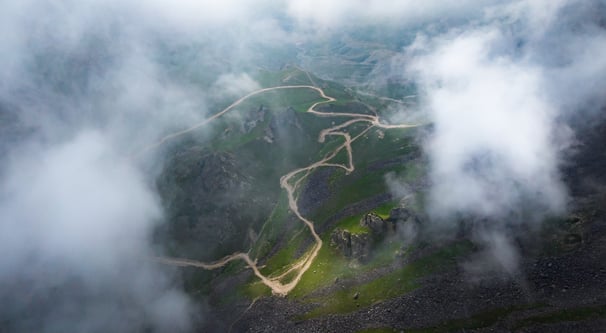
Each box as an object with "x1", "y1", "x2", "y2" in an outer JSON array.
[
  {"x1": 312, "y1": 167, "x2": 398, "y2": 226},
  {"x1": 288, "y1": 234, "x2": 352, "y2": 299},
  {"x1": 337, "y1": 214, "x2": 371, "y2": 235},
  {"x1": 286, "y1": 204, "x2": 400, "y2": 299},
  {"x1": 335, "y1": 201, "x2": 396, "y2": 235},
  {"x1": 250, "y1": 193, "x2": 293, "y2": 260},
  {"x1": 246, "y1": 202, "x2": 402, "y2": 299},
  {"x1": 240, "y1": 279, "x2": 272, "y2": 299},
  {"x1": 259, "y1": 229, "x2": 307, "y2": 276},
  {"x1": 317, "y1": 135, "x2": 346, "y2": 158},
  {"x1": 255, "y1": 66, "x2": 316, "y2": 87},
  {"x1": 373, "y1": 203, "x2": 395, "y2": 219},
  {"x1": 308, "y1": 124, "x2": 422, "y2": 228}
]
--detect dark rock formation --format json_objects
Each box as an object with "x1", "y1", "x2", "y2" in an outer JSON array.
[
  {"x1": 360, "y1": 212, "x2": 391, "y2": 235},
  {"x1": 330, "y1": 229, "x2": 372, "y2": 260},
  {"x1": 331, "y1": 212, "x2": 400, "y2": 260}
]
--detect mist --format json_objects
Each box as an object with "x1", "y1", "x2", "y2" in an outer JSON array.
[
  {"x1": 2, "y1": 0, "x2": 605, "y2": 330},
  {"x1": 0, "y1": 132, "x2": 192, "y2": 332},
  {"x1": 398, "y1": 0, "x2": 606, "y2": 275},
  {"x1": 0, "y1": 0, "x2": 307, "y2": 330},
  {"x1": 0, "y1": 0, "x2": 321, "y2": 330},
  {"x1": 0, "y1": 1, "x2": 221, "y2": 331}
]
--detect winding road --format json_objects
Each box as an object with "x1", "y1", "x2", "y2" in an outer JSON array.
[{"x1": 151, "y1": 82, "x2": 417, "y2": 296}]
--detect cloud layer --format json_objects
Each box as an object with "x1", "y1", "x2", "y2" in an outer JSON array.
[
  {"x1": 397, "y1": 0, "x2": 606, "y2": 275},
  {"x1": 410, "y1": 27, "x2": 567, "y2": 219},
  {"x1": 0, "y1": 132, "x2": 192, "y2": 332},
  {"x1": 0, "y1": 1, "x2": 213, "y2": 331}
]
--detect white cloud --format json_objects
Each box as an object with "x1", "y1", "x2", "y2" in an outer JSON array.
[
  {"x1": 212, "y1": 73, "x2": 262, "y2": 98},
  {"x1": 404, "y1": 0, "x2": 606, "y2": 220},
  {"x1": 286, "y1": 0, "x2": 501, "y2": 29},
  {"x1": 408, "y1": 28, "x2": 566, "y2": 218}
]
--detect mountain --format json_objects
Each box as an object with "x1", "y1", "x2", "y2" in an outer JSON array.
[
  {"x1": 2, "y1": 1, "x2": 606, "y2": 333},
  {"x1": 155, "y1": 68, "x2": 606, "y2": 333}
]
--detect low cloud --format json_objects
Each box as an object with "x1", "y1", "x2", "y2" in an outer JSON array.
[
  {"x1": 463, "y1": 230, "x2": 520, "y2": 280},
  {"x1": 286, "y1": 0, "x2": 500, "y2": 30},
  {"x1": 409, "y1": 27, "x2": 567, "y2": 219},
  {"x1": 405, "y1": 0, "x2": 606, "y2": 220},
  {"x1": 397, "y1": 0, "x2": 606, "y2": 274},
  {"x1": 0, "y1": 132, "x2": 193, "y2": 332},
  {"x1": 211, "y1": 73, "x2": 262, "y2": 99},
  {"x1": 0, "y1": 0, "x2": 214, "y2": 330}
]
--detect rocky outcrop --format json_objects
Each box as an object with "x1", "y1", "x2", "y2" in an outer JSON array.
[
  {"x1": 330, "y1": 229, "x2": 372, "y2": 261},
  {"x1": 331, "y1": 208, "x2": 424, "y2": 260},
  {"x1": 360, "y1": 212, "x2": 393, "y2": 235},
  {"x1": 331, "y1": 213, "x2": 395, "y2": 260}
]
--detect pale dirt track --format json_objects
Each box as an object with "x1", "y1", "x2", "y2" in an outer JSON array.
[{"x1": 150, "y1": 84, "x2": 417, "y2": 296}]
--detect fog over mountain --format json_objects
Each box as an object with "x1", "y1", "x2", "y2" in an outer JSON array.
[
  {"x1": 403, "y1": 0, "x2": 606, "y2": 275},
  {"x1": 1, "y1": 0, "x2": 605, "y2": 332}
]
